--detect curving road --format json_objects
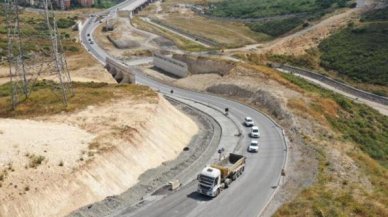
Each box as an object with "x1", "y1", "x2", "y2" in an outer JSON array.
[{"x1": 80, "y1": 1, "x2": 287, "y2": 217}]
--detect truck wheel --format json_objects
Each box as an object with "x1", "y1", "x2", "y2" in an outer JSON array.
[
  {"x1": 240, "y1": 168, "x2": 244, "y2": 175},
  {"x1": 216, "y1": 189, "x2": 220, "y2": 197},
  {"x1": 225, "y1": 178, "x2": 231, "y2": 188},
  {"x1": 232, "y1": 174, "x2": 237, "y2": 181}
]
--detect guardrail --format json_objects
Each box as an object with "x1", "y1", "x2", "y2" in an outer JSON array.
[{"x1": 276, "y1": 64, "x2": 388, "y2": 106}]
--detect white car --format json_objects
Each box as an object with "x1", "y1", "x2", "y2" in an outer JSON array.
[
  {"x1": 244, "y1": 117, "x2": 254, "y2": 127},
  {"x1": 248, "y1": 140, "x2": 259, "y2": 152},
  {"x1": 250, "y1": 126, "x2": 260, "y2": 138}
]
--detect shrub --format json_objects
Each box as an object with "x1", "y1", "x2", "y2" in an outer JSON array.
[
  {"x1": 56, "y1": 18, "x2": 76, "y2": 29},
  {"x1": 29, "y1": 154, "x2": 45, "y2": 168},
  {"x1": 207, "y1": 0, "x2": 351, "y2": 18},
  {"x1": 248, "y1": 17, "x2": 303, "y2": 37},
  {"x1": 319, "y1": 22, "x2": 388, "y2": 86}
]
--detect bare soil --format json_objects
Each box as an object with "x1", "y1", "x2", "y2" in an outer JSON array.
[{"x1": 0, "y1": 95, "x2": 198, "y2": 217}]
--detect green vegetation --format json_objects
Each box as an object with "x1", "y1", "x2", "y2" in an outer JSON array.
[
  {"x1": 0, "y1": 7, "x2": 81, "y2": 58},
  {"x1": 0, "y1": 81, "x2": 156, "y2": 118},
  {"x1": 93, "y1": 0, "x2": 124, "y2": 9},
  {"x1": 247, "y1": 17, "x2": 304, "y2": 37},
  {"x1": 267, "y1": 48, "x2": 320, "y2": 69},
  {"x1": 206, "y1": 0, "x2": 352, "y2": 37},
  {"x1": 274, "y1": 72, "x2": 388, "y2": 216},
  {"x1": 207, "y1": 0, "x2": 351, "y2": 18},
  {"x1": 132, "y1": 17, "x2": 211, "y2": 52},
  {"x1": 275, "y1": 147, "x2": 387, "y2": 216},
  {"x1": 360, "y1": 6, "x2": 388, "y2": 22},
  {"x1": 56, "y1": 17, "x2": 76, "y2": 29},
  {"x1": 319, "y1": 21, "x2": 388, "y2": 86},
  {"x1": 282, "y1": 73, "x2": 388, "y2": 168}
]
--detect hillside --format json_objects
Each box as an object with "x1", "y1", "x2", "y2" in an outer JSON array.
[
  {"x1": 319, "y1": 7, "x2": 388, "y2": 88},
  {"x1": 208, "y1": 0, "x2": 353, "y2": 18},
  {"x1": 0, "y1": 6, "x2": 80, "y2": 59},
  {"x1": 207, "y1": 0, "x2": 355, "y2": 36},
  {"x1": 0, "y1": 6, "x2": 115, "y2": 84},
  {"x1": 0, "y1": 81, "x2": 198, "y2": 217}
]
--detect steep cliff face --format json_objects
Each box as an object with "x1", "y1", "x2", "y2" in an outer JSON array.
[{"x1": 0, "y1": 95, "x2": 198, "y2": 217}]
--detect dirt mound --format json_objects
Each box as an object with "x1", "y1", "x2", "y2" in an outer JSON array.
[
  {"x1": 251, "y1": 90, "x2": 290, "y2": 120},
  {"x1": 151, "y1": 37, "x2": 175, "y2": 47},
  {"x1": 107, "y1": 35, "x2": 141, "y2": 49},
  {"x1": 206, "y1": 84, "x2": 254, "y2": 98},
  {"x1": 206, "y1": 84, "x2": 290, "y2": 120}
]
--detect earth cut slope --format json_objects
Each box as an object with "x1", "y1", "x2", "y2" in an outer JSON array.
[{"x1": 0, "y1": 94, "x2": 198, "y2": 217}]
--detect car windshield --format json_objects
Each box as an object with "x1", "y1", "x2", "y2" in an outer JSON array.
[
  {"x1": 252, "y1": 129, "x2": 258, "y2": 132},
  {"x1": 250, "y1": 142, "x2": 258, "y2": 146}
]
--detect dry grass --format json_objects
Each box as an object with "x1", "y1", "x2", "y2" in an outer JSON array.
[
  {"x1": 287, "y1": 98, "x2": 326, "y2": 125},
  {"x1": 272, "y1": 71, "x2": 388, "y2": 217},
  {"x1": 132, "y1": 17, "x2": 209, "y2": 51},
  {"x1": 0, "y1": 81, "x2": 157, "y2": 118},
  {"x1": 239, "y1": 63, "x2": 305, "y2": 93},
  {"x1": 160, "y1": 14, "x2": 269, "y2": 48}
]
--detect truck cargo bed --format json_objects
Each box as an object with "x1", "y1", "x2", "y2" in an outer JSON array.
[
  {"x1": 211, "y1": 153, "x2": 246, "y2": 179},
  {"x1": 217, "y1": 153, "x2": 243, "y2": 167}
]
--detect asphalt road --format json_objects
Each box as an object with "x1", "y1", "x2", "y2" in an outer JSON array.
[{"x1": 80, "y1": 1, "x2": 287, "y2": 217}]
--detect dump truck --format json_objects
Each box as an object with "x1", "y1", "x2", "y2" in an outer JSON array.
[{"x1": 197, "y1": 153, "x2": 246, "y2": 197}]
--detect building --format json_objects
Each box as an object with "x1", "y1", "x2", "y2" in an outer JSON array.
[
  {"x1": 18, "y1": 0, "x2": 71, "y2": 9},
  {"x1": 78, "y1": 0, "x2": 94, "y2": 7}
]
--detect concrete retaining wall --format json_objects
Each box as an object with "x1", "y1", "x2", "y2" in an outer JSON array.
[
  {"x1": 174, "y1": 54, "x2": 234, "y2": 76},
  {"x1": 153, "y1": 53, "x2": 189, "y2": 78}
]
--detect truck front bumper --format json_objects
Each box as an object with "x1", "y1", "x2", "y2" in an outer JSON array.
[{"x1": 197, "y1": 189, "x2": 215, "y2": 197}]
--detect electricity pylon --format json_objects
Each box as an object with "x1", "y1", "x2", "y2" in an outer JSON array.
[{"x1": 4, "y1": 0, "x2": 72, "y2": 109}]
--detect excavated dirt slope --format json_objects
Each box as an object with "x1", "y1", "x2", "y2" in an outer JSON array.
[{"x1": 0, "y1": 95, "x2": 198, "y2": 217}]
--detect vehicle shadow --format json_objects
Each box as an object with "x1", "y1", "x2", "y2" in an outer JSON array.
[{"x1": 187, "y1": 192, "x2": 213, "y2": 201}]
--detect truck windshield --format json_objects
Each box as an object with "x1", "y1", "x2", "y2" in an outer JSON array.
[{"x1": 199, "y1": 175, "x2": 215, "y2": 185}]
